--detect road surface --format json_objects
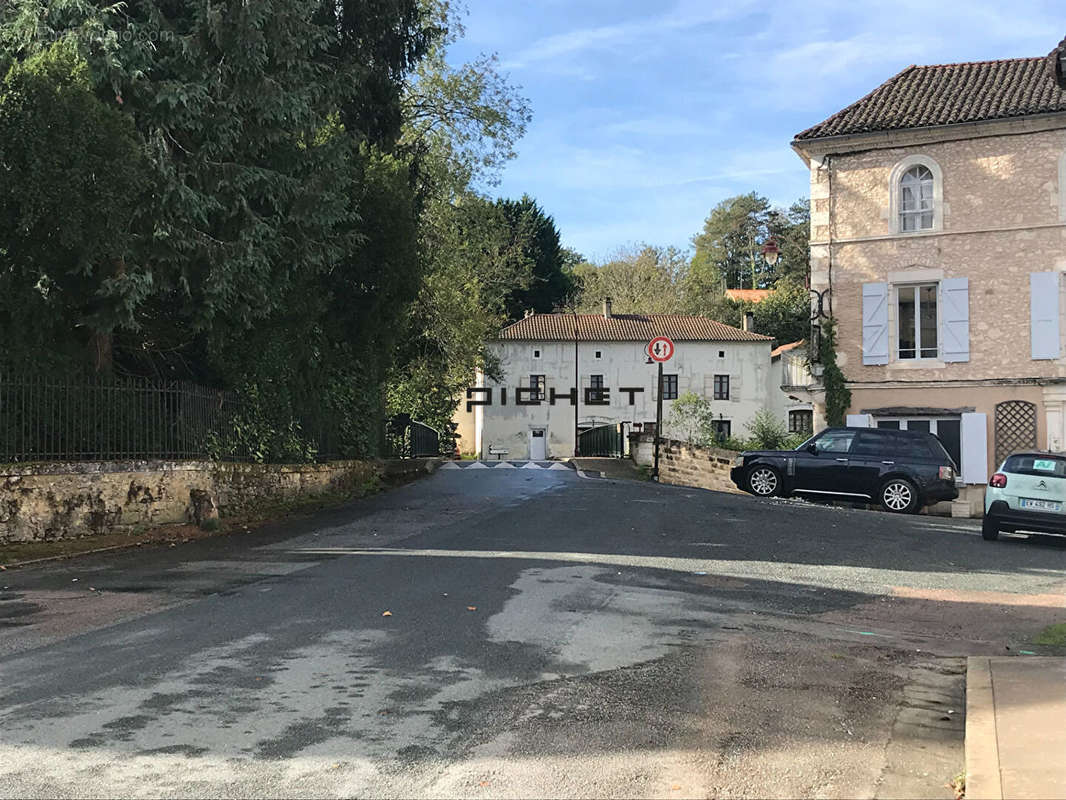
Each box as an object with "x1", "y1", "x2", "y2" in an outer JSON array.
[{"x1": 2, "y1": 466, "x2": 1065, "y2": 798}]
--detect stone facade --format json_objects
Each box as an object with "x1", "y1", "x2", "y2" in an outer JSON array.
[
  {"x1": 796, "y1": 111, "x2": 1066, "y2": 514},
  {"x1": 0, "y1": 459, "x2": 437, "y2": 543}
]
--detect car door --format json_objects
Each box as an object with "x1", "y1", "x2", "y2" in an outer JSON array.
[
  {"x1": 847, "y1": 430, "x2": 897, "y2": 496},
  {"x1": 792, "y1": 429, "x2": 858, "y2": 496}
]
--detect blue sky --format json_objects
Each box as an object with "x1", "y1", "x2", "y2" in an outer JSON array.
[{"x1": 448, "y1": 0, "x2": 1061, "y2": 261}]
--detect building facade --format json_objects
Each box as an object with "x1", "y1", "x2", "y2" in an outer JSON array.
[
  {"x1": 457, "y1": 305, "x2": 773, "y2": 460},
  {"x1": 792, "y1": 41, "x2": 1066, "y2": 513}
]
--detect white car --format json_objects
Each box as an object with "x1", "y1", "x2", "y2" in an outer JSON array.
[{"x1": 983, "y1": 451, "x2": 1066, "y2": 541}]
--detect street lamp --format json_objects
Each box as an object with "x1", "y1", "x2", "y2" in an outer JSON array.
[{"x1": 760, "y1": 237, "x2": 780, "y2": 268}]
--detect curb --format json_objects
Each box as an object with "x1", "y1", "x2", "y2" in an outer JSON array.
[{"x1": 966, "y1": 656, "x2": 1003, "y2": 800}]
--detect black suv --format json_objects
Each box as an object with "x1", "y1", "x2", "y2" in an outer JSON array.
[{"x1": 730, "y1": 427, "x2": 959, "y2": 513}]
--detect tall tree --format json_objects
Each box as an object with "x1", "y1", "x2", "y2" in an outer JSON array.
[
  {"x1": 573, "y1": 245, "x2": 687, "y2": 314},
  {"x1": 0, "y1": 40, "x2": 150, "y2": 371},
  {"x1": 500, "y1": 195, "x2": 572, "y2": 319},
  {"x1": 690, "y1": 192, "x2": 773, "y2": 292}
]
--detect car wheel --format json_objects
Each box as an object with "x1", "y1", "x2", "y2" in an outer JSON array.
[
  {"x1": 747, "y1": 466, "x2": 782, "y2": 498},
  {"x1": 879, "y1": 478, "x2": 919, "y2": 514},
  {"x1": 982, "y1": 517, "x2": 1000, "y2": 541}
]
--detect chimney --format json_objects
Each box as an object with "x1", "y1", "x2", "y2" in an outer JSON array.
[
  {"x1": 603, "y1": 297, "x2": 613, "y2": 319},
  {"x1": 743, "y1": 311, "x2": 755, "y2": 332},
  {"x1": 1052, "y1": 36, "x2": 1066, "y2": 89}
]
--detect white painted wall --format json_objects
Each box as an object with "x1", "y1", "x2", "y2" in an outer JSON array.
[
  {"x1": 766, "y1": 349, "x2": 815, "y2": 433},
  {"x1": 476, "y1": 338, "x2": 774, "y2": 459}
]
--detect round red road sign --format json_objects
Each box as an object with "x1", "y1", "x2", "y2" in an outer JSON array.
[{"x1": 648, "y1": 336, "x2": 675, "y2": 362}]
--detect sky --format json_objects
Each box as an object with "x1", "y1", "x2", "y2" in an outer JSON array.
[{"x1": 447, "y1": 0, "x2": 1061, "y2": 262}]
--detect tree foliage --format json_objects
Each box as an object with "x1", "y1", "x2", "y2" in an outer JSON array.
[
  {"x1": 0, "y1": 0, "x2": 539, "y2": 460},
  {"x1": 572, "y1": 245, "x2": 686, "y2": 315}
]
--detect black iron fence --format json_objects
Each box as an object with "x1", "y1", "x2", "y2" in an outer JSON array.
[
  {"x1": 384, "y1": 419, "x2": 443, "y2": 459},
  {"x1": 0, "y1": 372, "x2": 343, "y2": 463}
]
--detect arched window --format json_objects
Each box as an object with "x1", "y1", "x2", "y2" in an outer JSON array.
[
  {"x1": 1059, "y1": 150, "x2": 1066, "y2": 222},
  {"x1": 889, "y1": 155, "x2": 943, "y2": 234},
  {"x1": 899, "y1": 165, "x2": 934, "y2": 231}
]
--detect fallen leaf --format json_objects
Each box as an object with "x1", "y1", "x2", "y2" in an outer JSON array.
[
  {"x1": 479, "y1": 781, "x2": 490, "y2": 787},
  {"x1": 467, "y1": 606, "x2": 477, "y2": 611},
  {"x1": 382, "y1": 610, "x2": 392, "y2": 617},
  {"x1": 671, "y1": 786, "x2": 681, "y2": 791}
]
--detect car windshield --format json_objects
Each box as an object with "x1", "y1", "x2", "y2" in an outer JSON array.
[{"x1": 1003, "y1": 454, "x2": 1066, "y2": 478}]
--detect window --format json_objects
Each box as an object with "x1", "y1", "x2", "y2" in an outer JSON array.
[
  {"x1": 589, "y1": 374, "x2": 604, "y2": 402},
  {"x1": 788, "y1": 410, "x2": 813, "y2": 434},
  {"x1": 899, "y1": 165, "x2": 934, "y2": 231},
  {"x1": 875, "y1": 417, "x2": 961, "y2": 468},
  {"x1": 1060, "y1": 150, "x2": 1066, "y2": 223},
  {"x1": 854, "y1": 430, "x2": 935, "y2": 458},
  {"x1": 812, "y1": 429, "x2": 855, "y2": 454},
  {"x1": 662, "y1": 374, "x2": 678, "y2": 400},
  {"x1": 529, "y1": 374, "x2": 546, "y2": 401},
  {"x1": 710, "y1": 419, "x2": 731, "y2": 442},
  {"x1": 713, "y1": 374, "x2": 729, "y2": 400},
  {"x1": 533, "y1": 348, "x2": 541, "y2": 359},
  {"x1": 718, "y1": 350, "x2": 725, "y2": 358},
  {"x1": 897, "y1": 283, "x2": 938, "y2": 359},
  {"x1": 595, "y1": 350, "x2": 602, "y2": 359},
  {"x1": 889, "y1": 155, "x2": 942, "y2": 234}
]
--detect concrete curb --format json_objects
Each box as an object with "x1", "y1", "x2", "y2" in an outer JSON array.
[{"x1": 966, "y1": 656, "x2": 1003, "y2": 800}]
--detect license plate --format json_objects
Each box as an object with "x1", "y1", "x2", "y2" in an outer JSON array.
[{"x1": 1020, "y1": 498, "x2": 1062, "y2": 512}]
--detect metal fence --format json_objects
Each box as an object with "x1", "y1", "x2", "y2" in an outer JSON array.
[{"x1": 0, "y1": 372, "x2": 342, "y2": 463}]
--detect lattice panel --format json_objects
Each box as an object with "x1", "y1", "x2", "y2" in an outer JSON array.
[{"x1": 995, "y1": 401, "x2": 1037, "y2": 463}]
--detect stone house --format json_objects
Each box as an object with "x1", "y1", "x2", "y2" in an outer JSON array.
[
  {"x1": 453, "y1": 302, "x2": 773, "y2": 459},
  {"x1": 791, "y1": 36, "x2": 1066, "y2": 513}
]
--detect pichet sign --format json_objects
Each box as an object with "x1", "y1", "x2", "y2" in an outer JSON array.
[{"x1": 466, "y1": 386, "x2": 644, "y2": 412}]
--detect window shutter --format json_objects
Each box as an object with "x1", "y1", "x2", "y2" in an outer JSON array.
[
  {"x1": 960, "y1": 412, "x2": 988, "y2": 484},
  {"x1": 862, "y1": 283, "x2": 889, "y2": 365},
  {"x1": 940, "y1": 277, "x2": 969, "y2": 362},
  {"x1": 846, "y1": 414, "x2": 873, "y2": 428},
  {"x1": 730, "y1": 373, "x2": 740, "y2": 403},
  {"x1": 1030, "y1": 272, "x2": 1061, "y2": 360}
]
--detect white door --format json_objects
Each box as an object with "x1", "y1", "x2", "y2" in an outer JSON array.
[{"x1": 529, "y1": 428, "x2": 547, "y2": 460}]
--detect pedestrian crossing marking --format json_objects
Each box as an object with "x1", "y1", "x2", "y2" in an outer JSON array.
[{"x1": 437, "y1": 461, "x2": 576, "y2": 471}]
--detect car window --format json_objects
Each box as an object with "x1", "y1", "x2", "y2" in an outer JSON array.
[
  {"x1": 886, "y1": 432, "x2": 936, "y2": 459},
  {"x1": 1003, "y1": 454, "x2": 1066, "y2": 478},
  {"x1": 814, "y1": 430, "x2": 855, "y2": 454},
  {"x1": 852, "y1": 432, "x2": 887, "y2": 456}
]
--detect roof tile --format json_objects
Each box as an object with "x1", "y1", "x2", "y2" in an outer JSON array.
[
  {"x1": 795, "y1": 57, "x2": 1066, "y2": 141},
  {"x1": 498, "y1": 314, "x2": 771, "y2": 342}
]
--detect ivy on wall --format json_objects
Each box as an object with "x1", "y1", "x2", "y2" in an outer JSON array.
[{"x1": 819, "y1": 319, "x2": 851, "y2": 427}]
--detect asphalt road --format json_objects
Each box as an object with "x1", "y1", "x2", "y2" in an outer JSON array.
[{"x1": 2, "y1": 467, "x2": 1065, "y2": 799}]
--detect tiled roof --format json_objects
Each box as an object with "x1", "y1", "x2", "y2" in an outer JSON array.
[
  {"x1": 725, "y1": 289, "x2": 772, "y2": 303},
  {"x1": 771, "y1": 340, "x2": 806, "y2": 358},
  {"x1": 497, "y1": 314, "x2": 771, "y2": 342},
  {"x1": 795, "y1": 57, "x2": 1066, "y2": 141}
]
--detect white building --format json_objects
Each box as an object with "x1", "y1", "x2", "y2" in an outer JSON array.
[
  {"x1": 457, "y1": 302, "x2": 774, "y2": 460},
  {"x1": 766, "y1": 340, "x2": 817, "y2": 438}
]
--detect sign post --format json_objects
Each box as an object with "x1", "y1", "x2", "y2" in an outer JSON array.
[{"x1": 647, "y1": 336, "x2": 675, "y2": 480}]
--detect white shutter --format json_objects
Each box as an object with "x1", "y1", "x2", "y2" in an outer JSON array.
[
  {"x1": 846, "y1": 414, "x2": 873, "y2": 428},
  {"x1": 1030, "y1": 272, "x2": 1061, "y2": 360},
  {"x1": 862, "y1": 283, "x2": 889, "y2": 365},
  {"x1": 960, "y1": 412, "x2": 988, "y2": 484},
  {"x1": 940, "y1": 277, "x2": 969, "y2": 362},
  {"x1": 730, "y1": 373, "x2": 741, "y2": 403}
]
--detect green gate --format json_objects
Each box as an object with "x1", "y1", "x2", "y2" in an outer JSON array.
[{"x1": 578, "y1": 424, "x2": 624, "y2": 457}]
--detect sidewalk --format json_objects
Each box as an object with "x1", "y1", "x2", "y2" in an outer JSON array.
[{"x1": 966, "y1": 656, "x2": 1066, "y2": 799}]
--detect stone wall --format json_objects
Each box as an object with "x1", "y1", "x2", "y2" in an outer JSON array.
[
  {"x1": 630, "y1": 434, "x2": 740, "y2": 494},
  {"x1": 0, "y1": 458, "x2": 439, "y2": 543}
]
